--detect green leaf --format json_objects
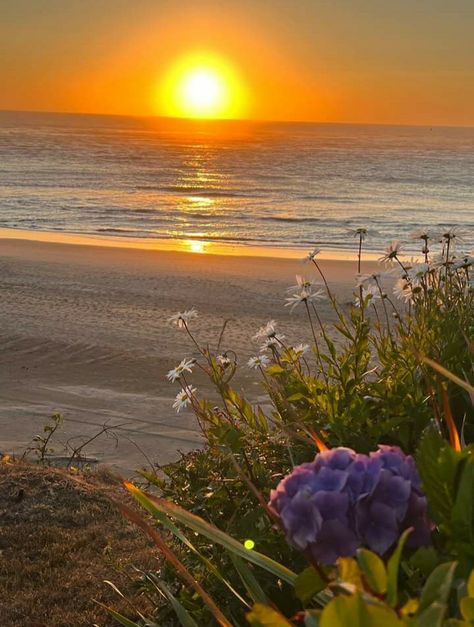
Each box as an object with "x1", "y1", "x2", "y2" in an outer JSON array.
[
  {"x1": 460, "y1": 596, "x2": 474, "y2": 621},
  {"x1": 152, "y1": 578, "x2": 200, "y2": 627},
  {"x1": 356, "y1": 549, "x2": 387, "y2": 594},
  {"x1": 125, "y1": 482, "x2": 297, "y2": 585},
  {"x1": 320, "y1": 593, "x2": 402, "y2": 627},
  {"x1": 418, "y1": 561, "x2": 457, "y2": 613},
  {"x1": 386, "y1": 528, "x2": 412, "y2": 607},
  {"x1": 230, "y1": 554, "x2": 269, "y2": 606},
  {"x1": 246, "y1": 603, "x2": 293, "y2": 626},
  {"x1": 215, "y1": 423, "x2": 244, "y2": 452},
  {"x1": 334, "y1": 323, "x2": 354, "y2": 341},
  {"x1": 294, "y1": 567, "x2": 327, "y2": 603},
  {"x1": 416, "y1": 430, "x2": 459, "y2": 528},
  {"x1": 416, "y1": 602, "x2": 447, "y2": 627},
  {"x1": 467, "y1": 570, "x2": 474, "y2": 597},
  {"x1": 338, "y1": 557, "x2": 363, "y2": 589},
  {"x1": 142, "y1": 496, "x2": 249, "y2": 608},
  {"x1": 266, "y1": 365, "x2": 286, "y2": 375},
  {"x1": 409, "y1": 546, "x2": 440, "y2": 576},
  {"x1": 99, "y1": 606, "x2": 141, "y2": 627},
  {"x1": 287, "y1": 393, "x2": 306, "y2": 401},
  {"x1": 451, "y1": 457, "x2": 474, "y2": 555}
]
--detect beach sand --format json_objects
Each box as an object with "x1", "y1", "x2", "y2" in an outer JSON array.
[{"x1": 0, "y1": 235, "x2": 378, "y2": 473}]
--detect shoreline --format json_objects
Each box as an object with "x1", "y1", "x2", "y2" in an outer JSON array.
[{"x1": 0, "y1": 227, "x2": 383, "y2": 261}]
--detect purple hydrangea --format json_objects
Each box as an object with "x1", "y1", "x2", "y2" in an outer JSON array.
[{"x1": 269, "y1": 445, "x2": 432, "y2": 565}]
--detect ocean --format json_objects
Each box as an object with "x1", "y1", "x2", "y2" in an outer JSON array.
[{"x1": 0, "y1": 110, "x2": 473, "y2": 254}]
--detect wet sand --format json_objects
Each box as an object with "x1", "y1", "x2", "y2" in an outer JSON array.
[{"x1": 0, "y1": 235, "x2": 377, "y2": 473}]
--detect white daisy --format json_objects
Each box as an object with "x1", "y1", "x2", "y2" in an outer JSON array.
[
  {"x1": 287, "y1": 275, "x2": 314, "y2": 292},
  {"x1": 260, "y1": 333, "x2": 286, "y2": 351},
  {"x1": 355, "y1": 284, "x2": 381, "y2": 308},
  {"x1": 248, "y1": 355, "x2": 271, "y2": 370},
  {"x1": 355, "y1": 272, "x2": 381, "y2": 288},
  {"x1": 172, "y1": 386, "x2": 197, "y2": 412},
  {"x1": 168, "y1": 309, "x2": 198, "y2": 329},
  {"x1": 453, "y1": 254, "x2": 474, "y2": 270},
  {"x1": 407, "y1": 263, "x2": 431, "y2": 286},
  {"x1": 410, "y1": 228, "x2": 432, "y2": 240},
  {"x1": 293, "y1": 343, "x2": 310, "y2": 356},
  {"x1": 440, "y1": 227, "x2": 463, "y2": 243},
  {"x1": 393, "y1": 278, "x2": 413, "y2": 303},
  {"x1": 285, "y1": 287, "x2": 326, "y2": 312},
  {"x1": 348, "y1": 227, "x2": 368, "y2": 241},
  {"x1": 430, "y1": 253, "x2": 455, "y2": 269},
  {"x1": 304, "y1": 247, "x2": 322, "y2": 262},
  {"x1": 254, "y1": 320, "x2": 278, "y2": 341},
  {"x1": 379, "y1": 240, "x2": 402, "y2": 265},
  {"x1": 166, "y1": 358, "x2": 196, "y2": 382}
]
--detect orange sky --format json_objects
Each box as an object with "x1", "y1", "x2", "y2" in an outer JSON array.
[{"x1": 1, "y1": 0, "x2": 473, "y2": 126}]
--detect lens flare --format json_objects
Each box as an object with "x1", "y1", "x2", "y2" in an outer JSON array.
[{"x1": 159, "y1": 53, "x2": 245, "y2": 119}]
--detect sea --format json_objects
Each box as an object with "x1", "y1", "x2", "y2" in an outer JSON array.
[{"x1": 0, "y1": 110, "x2": 473, "y2": 255}]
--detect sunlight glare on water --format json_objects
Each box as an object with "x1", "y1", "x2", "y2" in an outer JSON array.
[{"x1": 0, "y1": 111, "x2": 472, "y2": 254}]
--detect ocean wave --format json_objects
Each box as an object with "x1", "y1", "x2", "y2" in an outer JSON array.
[
  {"x1": 96, "y1": 227, "x2": 137, "y2": 234},
  {"x1": 135, "y1": 185, "x2": 254, "y2": 198},
  {"x1": 261, "y1": 216, "x2": 322, "y2": 224},
  {"x1": 300, "y1": 195, "x2": 357, "y2": 203}
]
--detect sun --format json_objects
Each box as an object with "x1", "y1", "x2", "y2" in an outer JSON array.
[
  {"x1": 159, "y1": 53, "x2": 245, "y2": 119},
  {"x1": 182, "y1": 69, "x2": 223, "y2": 115}
]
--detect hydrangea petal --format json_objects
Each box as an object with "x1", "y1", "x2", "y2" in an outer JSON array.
[
  {"x1": 310, "y1": 520, "x2": 360, "y2": 565},
  {"x1": 280, "y1": 491, "x2": 322, "y2": 550}
]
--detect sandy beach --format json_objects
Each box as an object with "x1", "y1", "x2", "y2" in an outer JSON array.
[{"x1": 0, "y1": 233, "x2": 378, "y2": 473}]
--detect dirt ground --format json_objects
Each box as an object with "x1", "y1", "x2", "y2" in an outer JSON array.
[{"x1": 0, "y1": 460, "x2": 157, "y2": 626}]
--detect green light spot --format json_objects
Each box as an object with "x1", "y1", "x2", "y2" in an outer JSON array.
[{"x1": 244, "y1": 539, "x2": 255, "y2": 550}]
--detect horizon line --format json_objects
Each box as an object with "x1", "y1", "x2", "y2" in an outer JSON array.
[{"x1": 1, "y1": 107, "x2": 473, "y2": 130}]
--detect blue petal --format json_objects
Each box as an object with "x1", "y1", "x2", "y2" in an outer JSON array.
[
  {"x1": 313, "y1": 467, "x2": 349, "y2": 492},
  {"x1": 358, "y1": 500, "x2": 399, "y2": 554},
  {"x1": 281, "y1": 490, "x2": 322, "y2": 550},
  {"x1": 310, "y1": 519, "x2": 360, "y2": 565}
]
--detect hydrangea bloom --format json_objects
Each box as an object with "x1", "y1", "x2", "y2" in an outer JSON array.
[{"x1": 269, "y1": 446, "x2": 432, "y2": 565}]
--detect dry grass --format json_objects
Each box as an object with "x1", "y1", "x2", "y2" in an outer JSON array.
[{"x1": 0, "y1": 461, "x2": 157, "y2": 626}]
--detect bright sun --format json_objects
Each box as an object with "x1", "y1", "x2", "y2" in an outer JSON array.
[
  {"x1": 159, "y1": 53, "x2": 245, "y2": 119},
  {"x1": 182, "y1": 69, "x2": 223, "y2": 115}
]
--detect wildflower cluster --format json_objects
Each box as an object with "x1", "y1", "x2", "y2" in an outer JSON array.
[
  {"x1": 351, "y1": 228, "x2": 473, "y2": 307},
  {"x1": 253, "y1": 319, "x2": 285, "y2": 348},
  {"x1": 166, "y1": 311, "x2": 200, "y2": 412},
  {"x1": 125, "y1": 225, "x2": 474, "y2": 627}
]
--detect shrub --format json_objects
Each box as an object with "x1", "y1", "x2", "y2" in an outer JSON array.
[{"x1": 110, "y1": 229, "x2": 473, "y2": 626}]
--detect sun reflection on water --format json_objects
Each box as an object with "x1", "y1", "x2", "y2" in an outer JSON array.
[
  {"x1": 185, "y1": 195, "x2": 215, "y2": 209},
  {"x1": 185, "y1": 239, "x2": 207, "y2": 253}
]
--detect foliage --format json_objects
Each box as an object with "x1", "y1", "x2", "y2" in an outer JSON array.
[
  {"x1": 112, "y1": 229, "x2": 474, "y2": 625},
  {"x1": 22, "y1": 411, "x2": 64, "y2": 463},
  {"x1": 21, "y1": 413, "x2": 123, "y2": 469}
]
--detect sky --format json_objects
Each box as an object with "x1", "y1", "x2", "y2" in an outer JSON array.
[{"x1": 1, "y1": 0, "x2": 473, "y2": 126}]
